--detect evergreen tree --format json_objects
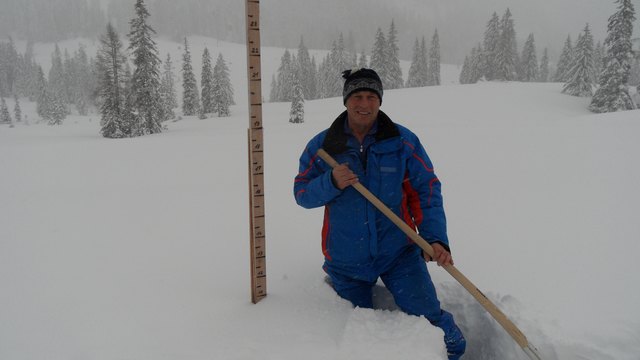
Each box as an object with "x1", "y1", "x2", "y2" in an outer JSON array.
[
  {"x1": 289, "y1": 76, "x2": 304, "y2": 124},
  {"x1": 495, "y1": 8, "x2": 518, "y2": 81},
  {"x1": 47, "y1": 44, "x2": 68, "y2": 113},
  {"x1": 46, "y1": 95, "x2": 67, "y2": 125},
  {"x1": 629, "y1": 57, "x2": 640, "y2": 87},
  {"x1": 316, "y1": 53, "x2": 332, "y2": 99},
  {"x1": 212, "y1": 53, "x2": 234, "y2": 117},
  {"x1": 406, "y1": 38, "x2": 422, "y2": 87},
  {"x1": 539, "y1": 48, "x2": 550, "y2": 82},
  {"x1": 327, "y1": 36, "x2": 348, "y2": 96},
  {"x1": 158, "y1": 53, "x2": 177, "y2": 121},
  {"x1": 128, "y1": 0, "x2": 162, "y2": 134},
  {"x1": 358, "y1": 50, "x2": 368, "y2": 69},
  {"x1": 0, "y1": 38, "x2": 19, "y2": 97},
  {"x1": 0, "y1": 97, "x2": 11, "y2": 124},
  {"x1": 563, "y1": 24, "x2": 595, "y2": 97},
  {"x1": 483, "y1": 12, "x2": 501, "y2": 80},
  {"x1": 555, "y1": 35, "x2": 574, "y2": 82},
  {"x1": 370, "y1": 28, "x2": 387, "y2": 84},
  {"x1": 296, "y1": 37, "x2": 316, "y2": 100},
  {"x1": 97, "y1": 23, "x2": 128, "y2": 138},
  {"x1": 427, "y1": 29, "x2": 441, "y2": 86},
  {"x1": 385, "y1": 20, "x2": 403, "y2": 89},
  {"x1": 269, "y1": 74, "x2": 278, "y2": 102},
  {"x1": 590, "y1": 0, "x2": 636, "y2": 113},
  {"x1": 593, "y1": 41, "x2": 605, "y2": 83},
  {"x1": 35, "y1": 66, "x2": 48, "y2": 120},
  {"x1": 181, "y1": 37, "x2": 200, "y2": 116},
  {"x1": 467, "y1": 44, "x2": 486, "y2": 84},
  {"x1": 13, "y1": 94, "x2": 21, "y2": 122},
  {"x1": 200, "y1": 48, "x2": 215, "y2": 114},
  {"x1": 72, "y1": 45, "x2": 92, "y2": 115},
  {"x1": 275, "y1": 49, "x2": 295, "y2": 101},
  {"x1": 520, "y1": 33, "x2": 538, "y2": 82},
  {"x1": 459, "y1": 55, "x2": 471, "y2": 84}
]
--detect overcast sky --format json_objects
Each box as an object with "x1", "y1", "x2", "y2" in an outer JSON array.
[{"x1": 4, "y1": 0, "x2": 640, "y2": 64}]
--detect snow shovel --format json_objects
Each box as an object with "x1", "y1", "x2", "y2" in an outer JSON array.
[{"x1": 317, "y1": 148, "x2": 544, "y2": 360}]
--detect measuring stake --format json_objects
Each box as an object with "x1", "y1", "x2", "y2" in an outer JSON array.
[{"x1": 245, "y1": 0, "x2": 267, "y2": 304}]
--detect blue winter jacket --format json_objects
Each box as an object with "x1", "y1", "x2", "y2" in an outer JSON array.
[{"x1": 294, "y1": 110, "x2": 448, "y2": 280}]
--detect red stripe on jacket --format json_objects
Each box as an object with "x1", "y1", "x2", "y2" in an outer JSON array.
[
  {"x1": 402, "y1": 172, "x2": 423, "y2": 227},
  {"x1": 296, "y1": 154, "x2": 318, "y2": 179},
  {"x1": 322, "y1": 206, "x2": 331, "y2": 260}
]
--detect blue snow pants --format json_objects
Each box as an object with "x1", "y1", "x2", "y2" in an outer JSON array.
[{"x1": 326, "y1": 248, "x2": 466, "y2": 359}]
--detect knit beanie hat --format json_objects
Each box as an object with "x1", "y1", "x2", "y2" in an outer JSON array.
[{"x1": 342, "y1": 68, "x2": 383, "y2": 105}]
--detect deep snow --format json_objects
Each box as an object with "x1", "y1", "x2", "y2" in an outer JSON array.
[{"x1": 1, "y1": 38, "x2": 640, "y2": 360}]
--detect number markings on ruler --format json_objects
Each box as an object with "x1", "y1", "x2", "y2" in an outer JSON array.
[{"x1": 246, "y1": 0, "x2": 267, "y2": 304}]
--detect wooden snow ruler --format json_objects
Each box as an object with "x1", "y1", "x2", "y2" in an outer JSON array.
[{"x1": 245, "y1": 0, "x2": 267, "y2": 304}]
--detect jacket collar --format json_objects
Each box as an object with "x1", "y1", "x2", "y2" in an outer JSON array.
[{"x1": 322, "y1": 110, "x2": 400, "y2": 156}]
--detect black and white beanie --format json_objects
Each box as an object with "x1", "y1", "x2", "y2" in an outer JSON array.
[{"x1": 342, "y1": 68, "x2": 384, "y2": 105}]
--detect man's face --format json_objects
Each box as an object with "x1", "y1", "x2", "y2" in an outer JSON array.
[{"x1": 345, "y1": 90, "x2": 381, "y2": 130}]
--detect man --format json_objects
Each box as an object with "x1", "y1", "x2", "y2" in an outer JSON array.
[{"x1": 293, "y1": 68, "x2": 466, "y2": 359}]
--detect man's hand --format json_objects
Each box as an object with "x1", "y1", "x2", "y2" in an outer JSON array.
[
  {"x1": 423, "y1": 243, "x2": 454, "y2": 267},
  {"x1": 332, "y1": 163, "x2": 359, "y2": 190}
]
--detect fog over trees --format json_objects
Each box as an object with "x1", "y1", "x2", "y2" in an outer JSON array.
[{"x1": 2, "y1": 0, "x2": 638, "y2": 64}]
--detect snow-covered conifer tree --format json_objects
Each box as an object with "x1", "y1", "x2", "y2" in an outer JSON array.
[
  {"x1": 590, "y1": 0, "x2": 636, "y2": 113},
  {"x1": 483, "y1": 12, "x2": 501, "y2": 80},
  {"x1": 327, "y1": 37, "x2": 347, "y2": 97},
  {"x1": 316, "y1": 54, "x2": 331, "y2": 99},
  {"x1": 370, "y1": 28, "x2": 387, "y2": 84},
  {"x1": 459, "y1": 55, "x2": 471, "y2": 84},
  {"x1": 97, "y1": 23, "x2": 128, "y2": 138},
  {"x1": 495, "y1": 8, "x2": 518, "y2": 81},
  {"x1": 200, "y1": 48, "x2": 215, "y2": 114},
  {"x1": 13, "y1": 94, "x2": 21, "y2": 122},
  {"x1": 297, "y1": 37, "x2": 316, "y2": 100},
  {"x1": 289, "y1": 76, "x2": 304, "y2": 124},
  {"x1": 47, "y1": 96, "x2": 66, "y2": 125},
  {"x1": 275, "y1": 49, "x2": 295, "y2": 102},
  {"x1": 418, "y1": 37, "x2": 429, "y2": 85},
  {"x1": 427, "y1": 29, "x2": 441, "y2": 86},
  {"x1": 539, "y1": 48, "x2": 550, "y2": 82},
  {"x1": 385, "y1": 20, "x2": 403, "y2": 89},
  {"x1": 181, "y1": 37, "x2": 200, "y2": 116},
  {"x1": 466, "y1": 45, "x2": 484, "y2": 84},
  {"x1": 593, "y1": 41, "x2": 605, "y2": 83},
  {"x1": 158, "y1": 53, "x2": 177, "y2": 121},
  {"x1": 406, "y1": 38, "x2": 422, "y2": 87},
  {"x1": 269, "y1": 74, "x2": 278, "y2": 102},
  {"x1": 47, "y1": 45, "x2": 68, "y2": 115},
  {"x1": 212, "y1": 53, "x2": 233, "y2": 117},
  {"x1": 358, "y1": 50, "x2": 368, "y2": 69},
  {"x1": 0, "y1": 97, "x2": 11, "y2": 124},
  {"x1": 563, "y1": 24, "x2": 595, "y2": 97},
  {"x1": 128, "y1": 0, "x2": 162, "y2": 134},
  {"x1": 520, "y1": 33, "x2": 538, "y2": 82},
  {"x1": 35, "y1": 67, "x2": 48, "y2": 120},
  {"x1": 554, "y1": 35, "x2": 574, "y2": 82},
  {"x1": 629, "y1": 57, "x2": 640, "y2": 87}
]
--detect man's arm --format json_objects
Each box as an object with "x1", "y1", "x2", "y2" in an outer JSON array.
[
  {"x1": 403, "y1": 136, "x2": 450, "y2": 259},
  {"x1": 293, "y1": 141, "x2": 343, "y2": 209}
]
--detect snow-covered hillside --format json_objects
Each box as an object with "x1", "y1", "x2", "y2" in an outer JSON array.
[{"x1": 1, "y1": 38, "x2": 639, "y2": 360}]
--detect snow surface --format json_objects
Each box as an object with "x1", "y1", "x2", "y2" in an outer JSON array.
[{"x1": 2, "y1": 38, "x2": 640, "y2": 360}]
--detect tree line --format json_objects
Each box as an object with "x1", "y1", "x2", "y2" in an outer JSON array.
[
  {"x1": 271, "y1": 20, "x2": 442, "y2": 105},
  {"x1": 97, "y1": 0, "x2": 234, "y2": 138},
  {"x1": 459, "y1": 0, "x2": 638, "y2": 114},
  {"x1": 0, "y1": 0, "x2": 234, "y2": 135}
]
